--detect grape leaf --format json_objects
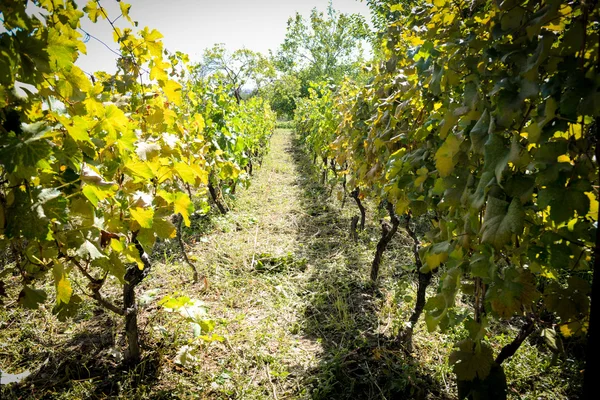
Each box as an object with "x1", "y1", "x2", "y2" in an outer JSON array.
[
  {"x1": 53, "y1": 294, "x2": 82, "y2": 322},
  {"x1": 480, "y1": 197, "x2": 524, "y2": 249},
  {"x1": 18, "y1": 286, "x2": 48, "y2": 309},
  {"x1": 435, "y1": 133, "x2": 462, "y2": 177},
  {"x1": 130, "y1": 207, "x2": 154, "y2": 229},
  {"x1": 449, "y1": 339, "x2": 494, "y2": 381},
  {"x1": 487, "y1": 268, "x2": 539, "y2": 319},
  {"x1": 174, "y1": 192, "x2": 193, "y2": 227},
  {"x1": 52, "y1": 262, "x2": 72, "y2": 305}
]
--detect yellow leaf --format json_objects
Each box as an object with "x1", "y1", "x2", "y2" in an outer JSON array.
[
  {"x1": 193, "y1": 114, "x2": 205, "y2": 132},
  {"x1": 414, "y1": 167, "x2": 429, "y2": 187},
  {"x1": 82, "y1": 184, "x2": 117, "y2": 207},
  {"x1": 119, "y1": 1, "x2": 133, "y2": 23},
  {"x1": 568, "y1": 123, "x2": 582, "y2": 139},
  {"x1": 141, "y1": 27, "x2": 164, "y2": 57},
  {"x1": 160, "y1": 79, "x2": 182, "y2": 106},
  {"x1": 150, "y1": 57, "x2": 170, "y2": 81},
  {"x1": 425, "y1": 251, "x2": 448, "y2": 271},
  {"x1": 125, "y1": 161, "x2": 155, "y2": 181},
  {"x1": 130, "y1": 207, "x2": 154, "y2": 229},
  {"x1": 124, "y1": 244, "x2": 144, "y2": 269},
  {"x1": 174, "y1": 192, "x2": 193, "y2": 226},
  {"x1": 435, "y1": 133, "x2": 462, "y2": 177},
  {"x1": 157, "y1": 189, "x2": 175, "y2": 204},
  {"x1": 83, "y1": 0, "x2": 105, "y2": 23},
  {"x1": 110, "y1": 238, "x2": 125, "y2": 252},
  {"x1": 174, "y1": 162, "x2": 198, "y2": 184},
  {"x1": 407, "y1": 35, "x2": 425, "y2": 46},
  {"x1": 53, "y1": 262, "x2": 72, "y2": 305},
  {"x1": 586, "y1": 192, "x2": 598, "y2": 221}
]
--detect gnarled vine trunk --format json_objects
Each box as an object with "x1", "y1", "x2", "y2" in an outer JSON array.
[
  {"x1": 208, "y1": 181, "x2": 229, "y2": 214},
  {"x1": 176, "y1": 214, "x2": 199, "y2": 283},
  {"x1": 123, "y1": 233, "x2": 152, "y2": 363},
  {"x1": 370, "y1": 202, "x2": 400, "y2": 282},
  {"x1": 399, "y1": 211, "x2": 432, "y2": 352},
  {"x1": 350, "y1": 188, "x2": 365, "y2": 231}
]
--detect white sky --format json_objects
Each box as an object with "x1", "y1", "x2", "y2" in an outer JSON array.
[{"x1": 73, "y1": 0, "x2": 372, "y2": 75}]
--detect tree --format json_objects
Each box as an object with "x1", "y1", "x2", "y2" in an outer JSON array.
[
  {"x1": 263, "y1": 73, "x2": 301, "y2": 119},
  {"x1": 194, "y1": 44, "x2": 275, "y2": 103},
  {"x1": 276, "y1": 4, "x2": 371, "y2": 92}
]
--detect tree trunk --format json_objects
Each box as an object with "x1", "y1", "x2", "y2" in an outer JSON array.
[
  {"x1": 208, "y1": 181, "x2": 228, "y2": 214},
  {"x1": 233, "y1": 86, "x2": 241, "y2": 104},
  {"x1": 341, "y1": 174, "x2": 347, "y2": 209},
  {"x1": 350, "y1": 188, "x2": 366, "y2": 231},
  {"x1": 123, "y1": 233, "x2": 152, "y2": 364},
  {"x1": 495, "y1": 318, "x2": 536, "y2": 365},
  {"x1": 370, "y1": 202, "x2": 400, "y2": 282},
  {"x1": 247, "y1": 159, "x2": 253, "y2": 176},
  {"x1": 123, "y1": 283, "x2": 141, "y2": 363},
  {"x1": 321, "y1": 157, "x2": 328, "y2": 184},
  {"x1": 350, "y1": 215, "x2": 359, "y2": 242},
  {"x1": 176, "y1": 214, "x2": 199, "y2": 283},
  {"x1": 399, "y1": 211, "x2": 432, "y2": 352}
]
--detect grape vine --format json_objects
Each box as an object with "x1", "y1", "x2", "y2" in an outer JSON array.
[
  {"x1": 295, "y1": 0, "x2": 599, "y2": 396},
  {"x1": 0, "y1": 0, "x2": 274, "y2": 363}
]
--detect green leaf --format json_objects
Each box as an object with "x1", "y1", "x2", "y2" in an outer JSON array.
[
  {"x1": 483, "y1": 133, "x2": 514, "y2": 184},
  {"x1": 488, "y1": 268, "x2": 539, "y2": 319},
  {"x1": 449, "y1": 339, "x2": 494, "y2": 381},
  {"x1": 154, "y1": 217, "x2": 177, "y2": 239},
  {"x1": 52, "y1": 294, "x2": 82, "y2": 321},
  {"x1": 77, "y1": 240, "x2": 106, "y2": 260},
  {"x1": 470, "y1": 246, "x2": 496, "y2": 282},
  {"x1": 439, "y1": 112, "x2": 459, "y2": 140},
  {"x1": 537, "y1": 184, "x2": 590, "y2": 224},
  {"x1": 522, "y1": 34, "x2": 554, "y2": 80},
  {"x1": 422, "y1": 241, "x2": 452, "y2": 272},
  {"x1": 60, "y1": 115, "x2": 92, "y2": 143},
  {"x1": 47, "y1": 28, "x2": 77, "y2": 69},
  {"x1": 159, "y1": 294, "x2": 193, "y2": 310},
  {"x1": 0, "y1": 131, "x2": 52, "y2": 173},
  {"x1": 82, "y1": 184, "x2": 116, "y2": 207},
  {"x1": 470, "y1": 110, "x2": 490, "y2": 155},
  {"x1": 69, "y1": 197, "x2": 95, "y2": 227},
  {"x1": 480, "y1": 197, "x2": 524, "y2": 249},
  {"x1": 18, "y1": 286, "x2": 48, "y2": 309},
  {"x1": 457, "y1": 364, "x2": 507, "y2": 400}
]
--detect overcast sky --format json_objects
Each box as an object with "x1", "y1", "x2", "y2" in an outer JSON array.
[{"x1": 72, "y1": 0, "x2": 372, "y2": 75}]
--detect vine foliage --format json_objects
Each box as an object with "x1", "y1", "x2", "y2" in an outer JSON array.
[
  {"x1": 0, "y1": 0, "x2": 275, "y2": 362},
  {"x1": 296, "y1": 0, "x2": 599, "y2": 396}
]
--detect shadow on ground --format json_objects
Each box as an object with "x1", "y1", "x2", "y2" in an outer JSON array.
[
  {"x1": 286, "y1": 134, "x2": 450, "y2": 400},
  {"x1": 0, "y1": 311, "x2": 166, "y2": 399}
]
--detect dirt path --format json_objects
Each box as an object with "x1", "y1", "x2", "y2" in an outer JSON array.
[
  {"x1": 182, "y1": 128, "x2": 327, "y2": 399},
  {"x1": 165, "y1": 128, "x2": 441, "y2": 400},
  {"x1": 165, "y1": 128, "x2": 387, "y2": 399}
]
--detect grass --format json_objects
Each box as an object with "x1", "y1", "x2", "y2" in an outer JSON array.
[{"x1": 0, "y1": 129, "x2": 585, "y2": 399}]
